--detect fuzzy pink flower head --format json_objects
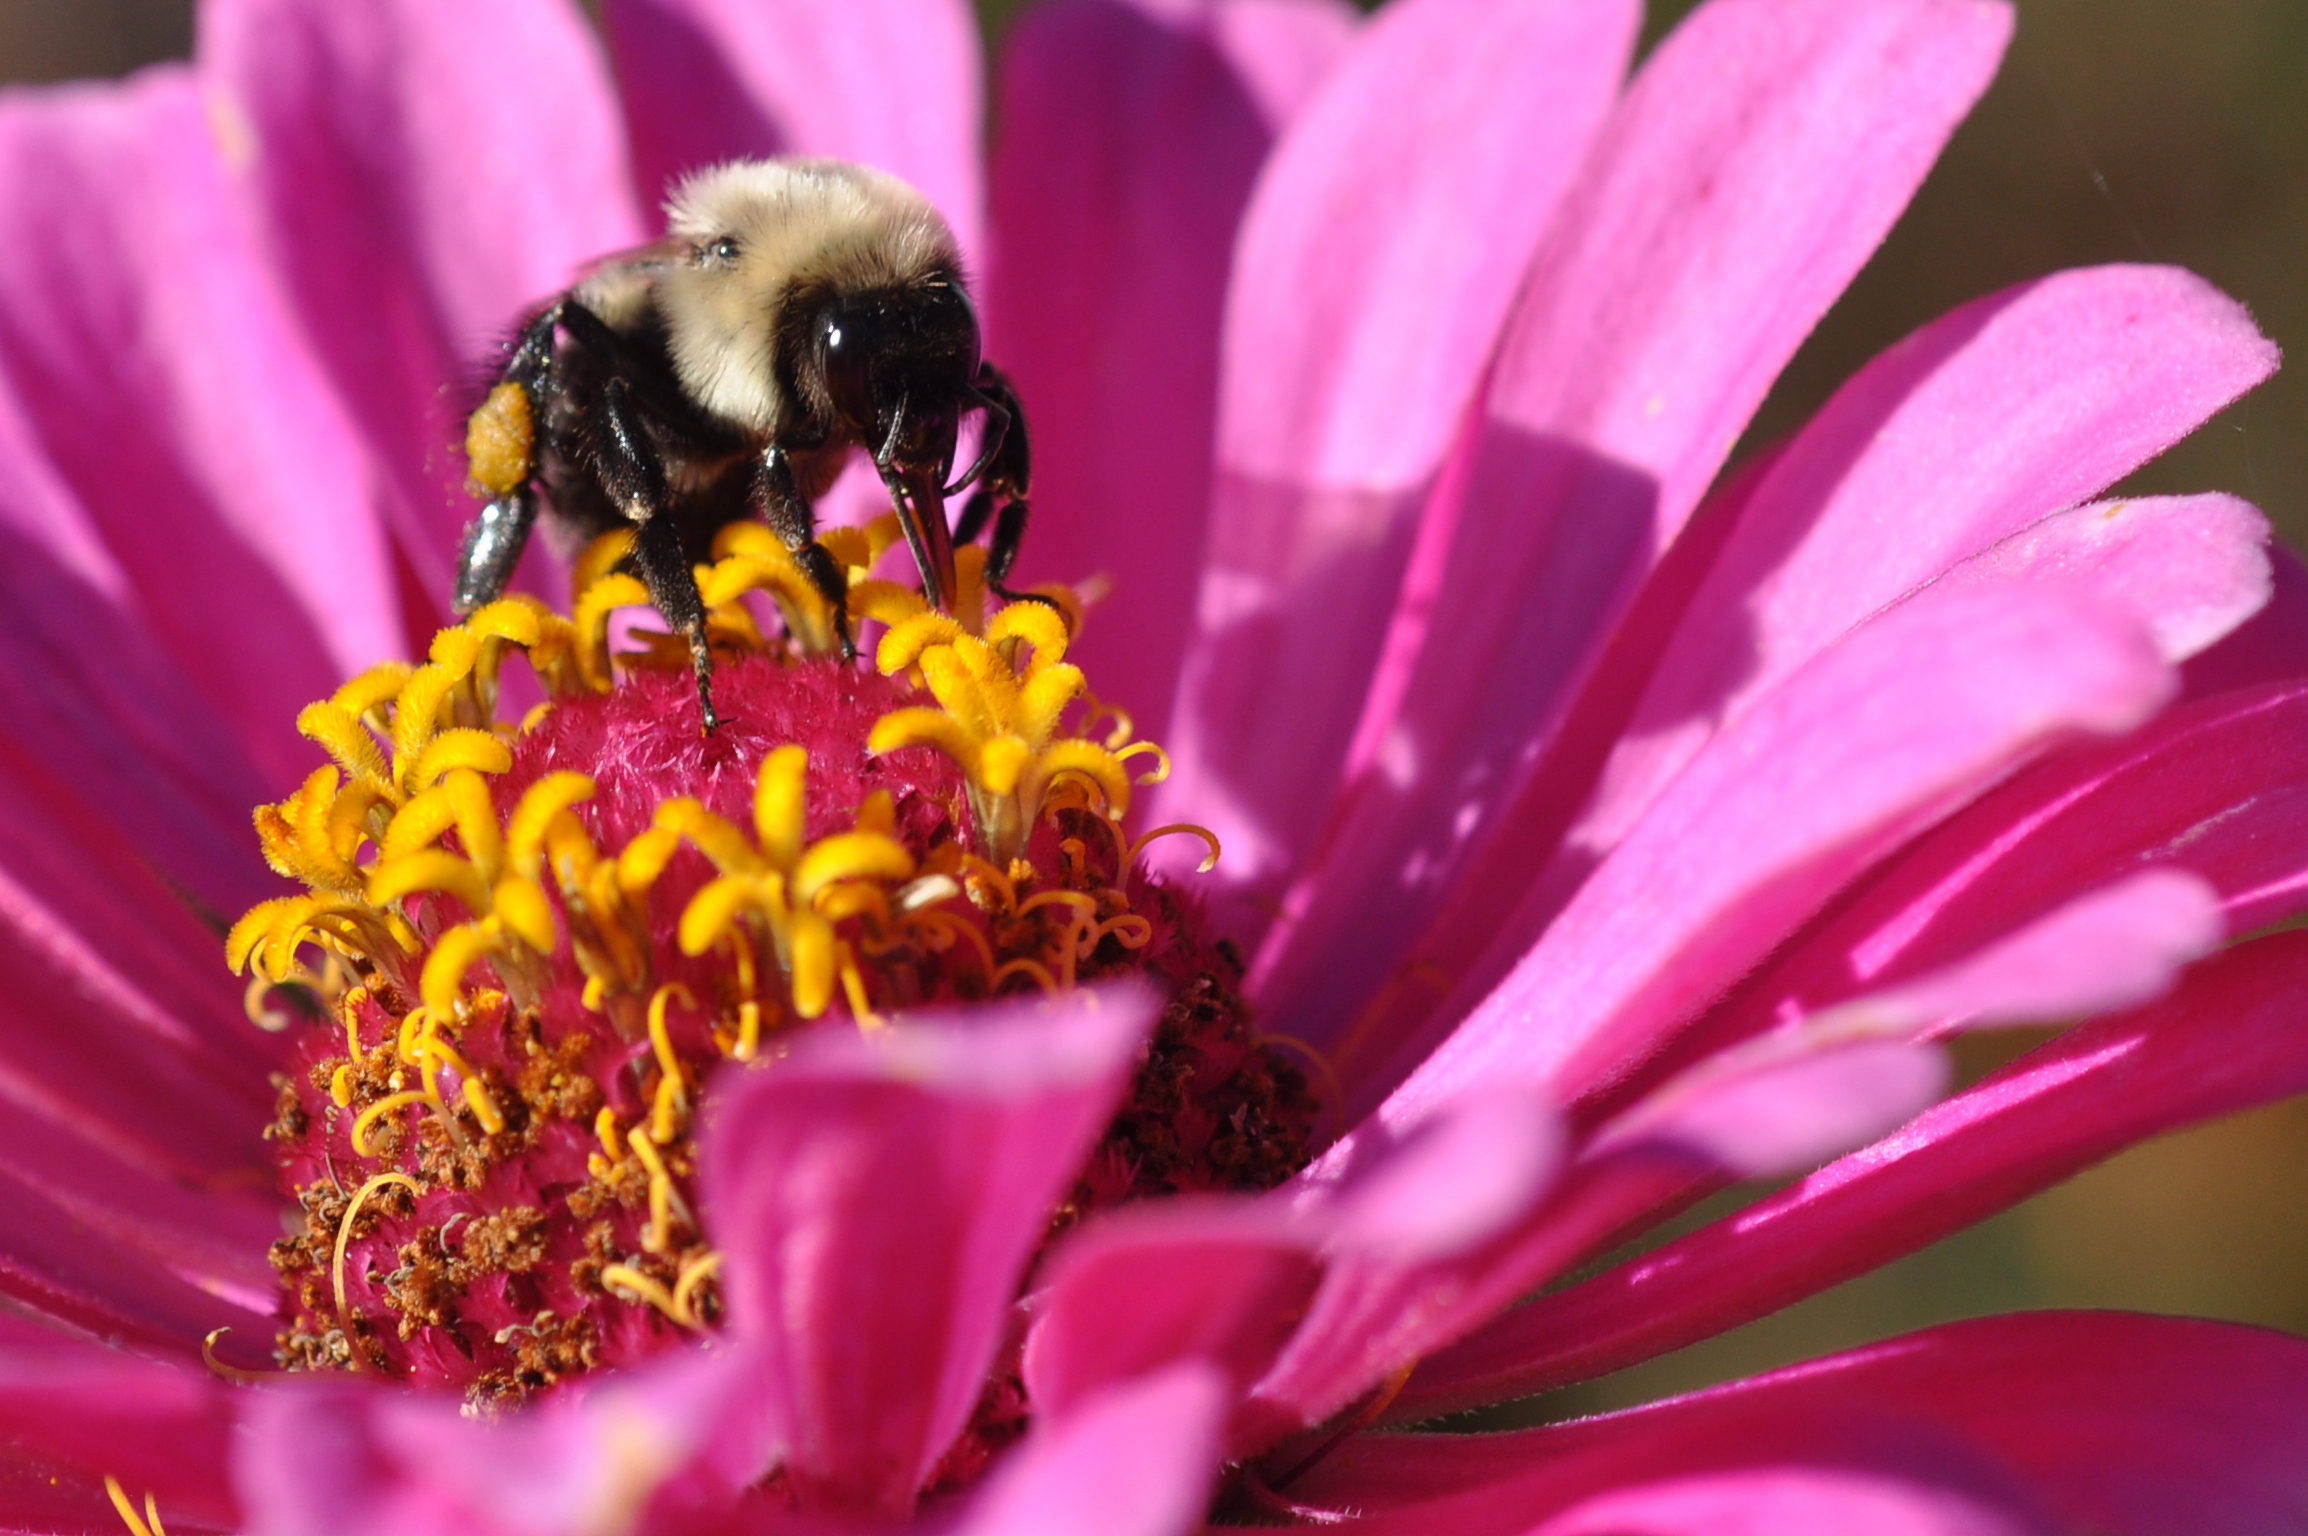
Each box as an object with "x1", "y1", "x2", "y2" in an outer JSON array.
[{"x1": 0, "y1": 0, "x2": 2305, "y2": 1534}]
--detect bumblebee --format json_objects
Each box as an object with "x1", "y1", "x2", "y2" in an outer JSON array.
[{"x1": 455, "y1": 157, "x2": 1035, "y2": 730}]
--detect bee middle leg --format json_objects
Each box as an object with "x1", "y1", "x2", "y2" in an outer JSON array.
[
  {"x1": 756, "y1": 446, "x2": 856, "y2": 661},
  {"x1": 596, "y1": 376, "x2": 722, "y2": 733}
]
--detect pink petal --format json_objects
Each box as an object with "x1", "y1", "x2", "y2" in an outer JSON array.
[
  {"x1": 1249, "y1": 0, "x2": 2016, "y2": 1044},
  {"x1": 1398, "y1": 932, "x2": 2308, "y2": 1416},
  {"x1": 985, "y1": 0, "x2": 1354, "y2": 740},
  {"x1": 0, "y1": 385, "x2": 274, "y2": 910},
  {"x1": 200, "y1": 0, "x2": 643, "y2": 592},
  {"x1": 0, "y1": 1334, "x2": 239, "y2": 1533},
  {"x1": 701, "y1": 988, "x2": 1157, "y2": 1518},
  {"x1": 1860, "y1": 867, "x2": 2223, "y2": 1033},
  {"x1": 1930, "y1": 494, "x2": 2269, "y2": 664},
  {"x1": 604, "y1": 0, "x2": 986, "y2": 259},
  {"x1": 1588, "y1": 867, "x2": 2222, "y2": 1178},
  {"x1": 1322, "y1": 1314, "x2": 2308, "y2": 1536},
  {"x1": 1370, "y1": 579, "x2": 2172, "y2": 1130},
  {"x1": 1150, "y1": 0, "x2": 1638, "y2": 910},
  {"x1": 1522, "y1": 1470, "x2": 2048, "y2": 1536},
  {"x1": 1022, "y1": 1200, "x2": 1321, "y2": 1419},
  {"x1": 237, "y1": 1379, "x2": 481, "y2": 1536},
  {"x1": 953, "y1": 1365, "x2": 1230, "y2": 1536},
  {"x1": 369, "y1": 1344, "x2": 779, "y2": 1535},
  {"x1": 1644, "y1": 678, "x2": 2308, "y2": 1100},
  {"x1": 1576, "y1": 270, "x2": 2274, "y2": 883},
  {"x1": 1316, "y1": 1087, "x2": 1567, "y2": 1266},
  {"x1": 1600, "y1": 1039, "x2": 1952, "y2": 1181},
  {"x1": 0, "y1": 73, "x2": 396, "y2": 785},
  {"x1": 2184, "y1": 541, "x2": 2308, "y2": 696},
  {"x1": 0, "y1": 534, "x2": 277, "y2": 917}
]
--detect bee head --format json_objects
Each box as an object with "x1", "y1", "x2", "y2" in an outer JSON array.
[{"x1": 817, "y1": 279, "x2": 981, "y2": 474}]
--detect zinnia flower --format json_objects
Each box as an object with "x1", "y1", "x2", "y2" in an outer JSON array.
[{"x1": 0, "y1": 0, "x2": 2302, "y2": 1532}]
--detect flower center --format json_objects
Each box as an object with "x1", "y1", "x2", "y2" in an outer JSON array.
[{"x1": 231, "y1": 521, "x2": 1318, "y2": 1425}]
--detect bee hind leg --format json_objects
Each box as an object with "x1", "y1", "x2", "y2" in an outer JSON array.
[{"x1": 453, "y1": 489, "x2": 537, "y2": 614}]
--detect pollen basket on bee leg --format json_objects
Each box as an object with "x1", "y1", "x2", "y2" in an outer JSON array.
[{"x1": 465, "y1": 382, "x2": 536, "y2": 497}]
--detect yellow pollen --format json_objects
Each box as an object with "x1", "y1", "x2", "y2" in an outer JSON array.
[{"x1": 464, "y1": 380, "x2": 536, "y2": 497}]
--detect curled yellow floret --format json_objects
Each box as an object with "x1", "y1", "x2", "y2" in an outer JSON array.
[
  {"x1": 868, "y1": 596, "x2": 1157, "y2": 864},
  {"x1": 662, "y1": 746, "x2": 911, "y2": 1024}
]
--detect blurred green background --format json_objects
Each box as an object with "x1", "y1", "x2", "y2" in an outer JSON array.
[{"x1": 9, "y1": 0, "x2": 2305, "y2": 1420}]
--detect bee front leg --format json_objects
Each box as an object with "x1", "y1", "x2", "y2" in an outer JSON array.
[
  {"x1": 962, "y1": 364, "x2": 1055, "y2": 616},
  {"x1": 597, "y1": 377, "x2": 722, "y2": 734},
  {"x1": 756, "y1": 445, "x2": 856, "y2": 661}
]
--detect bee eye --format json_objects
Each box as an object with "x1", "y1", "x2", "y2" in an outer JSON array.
[{"x1": 700, "y1": 237, "x2": 740, "y2": 266}]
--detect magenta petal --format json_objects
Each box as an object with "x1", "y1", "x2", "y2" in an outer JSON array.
[
  {"x1": 0, "y1": 726, "x2": 278, "y2": 1192},
  {"x1": 1230, "y1": 1087, "x2": 1566, "y2": 1445},
  {"x1": 702, "y1": 988, "x2": 1156, "y2": 1518},
  {"x1": 1247, "y1": 0, "x2": 2013, "y2": 1050},
  {"x1": 1150, "y1": 0, "x2": 1639, "y2": 912},
  {"x1": 237, "y1": 1346, "x2": 779, "y2": 1536},
  {"x1": 0, "y1": 1094, "x2": 277, "y2": 1317},
  {"x1": 1399, "y1": 933, "x2": 2308, "y2": 1415},
  {"x1": 201, "y1": 0, "x2": 642, "y2": 590},
  {"x1": 1330, "y1": 1315, "x2": 2308, "y2": 1536},
  {"x1": 1373, "y1": 579, "x2": 2170, "y2": 1130},
  {"x1": 1022, "y1": 1201, "x2": 1320, "y2": 1420},
  {"x1": 0, "y1": 1160, "x2": 272, "y2": 1366},
  {"x1": 954, "y1": 1365, "x2": 1230, "y2": 1536},
  {"x1": 0, "y1": 73, "x2": 395, "y2": 784},
  {"x1": 605, "y1": 0, "x2": 986, "y2": 257},
  {"x1": 986, "y1": 0, "x2": 1353, "y2": 741},
  {"x1": 0, "y1": 1335, "x2": 238, "y2": 1533}
]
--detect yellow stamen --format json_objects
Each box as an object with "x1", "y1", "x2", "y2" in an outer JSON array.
[
  {"x1": 201, "y1": 1327, "x2": 276, "y2": 1386},
  {"x1": 600, "y1": 1264, "x2": 697, "y2": 1329},
  {"x1": 350, "y1": 1091, "x2": 437, "y2": 1156},
  {"x1": 1129, "y1": 823, "x2": 1223, "y2": 873},
  {"x1": 333, "y1": 1172, "x2": 421, "y2": 1372},
  {"x1": 990, "y1": 956, "x2": 1062, "y2": 997},
  {"x1": 671, "y1": 1250, "x2": 724, "y2": 1322},
  {"x1": 627, "y1": 1131, "x2": 688, "y2": 1253},
  {"x1": 647, "y1": 983, "x2": 692, "y2": 1083},
  {"x1": 104, "y1": 1476, "x2": 166, "y2": 1536}
]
